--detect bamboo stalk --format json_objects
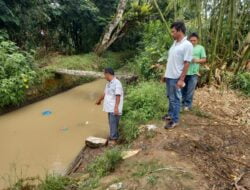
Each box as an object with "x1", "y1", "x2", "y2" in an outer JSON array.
[
  {"x1": 209, "y1": 0, "x2": 226, "y2": 84},
  {"x1": 152, "y1": 0, "x2": 171, "y2": 37}
]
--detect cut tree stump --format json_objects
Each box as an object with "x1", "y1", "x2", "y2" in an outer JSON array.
[
  {"x1": 85, "y1": 136, "x2": 108, "y2": 148},
  {"x1": 54, "y1": 69, "x2": 137, "y2": 83}
]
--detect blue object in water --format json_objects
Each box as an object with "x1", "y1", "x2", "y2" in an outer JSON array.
[{"x1": 42, "y1": 110, "x2": 52, "y2": 116}]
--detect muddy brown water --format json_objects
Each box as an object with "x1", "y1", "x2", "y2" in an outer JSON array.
[{"x1": 0, "y1": 79, "x2": 108, "y2": 189}]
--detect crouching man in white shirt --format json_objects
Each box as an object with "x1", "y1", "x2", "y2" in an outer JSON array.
[{"x1": 96, "y1": 68, "x2": 124, "y2": 145}]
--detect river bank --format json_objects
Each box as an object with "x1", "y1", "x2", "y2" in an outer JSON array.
[{"x1": 66, "y1": 85, "x2": 250, "y2": 190}]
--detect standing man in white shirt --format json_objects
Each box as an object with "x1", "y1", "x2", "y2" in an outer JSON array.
[
  {"x1": 163, "y1": 21, "x2": 193, "y2": 129},
  {"x1": 96, "y1": 68, "x2": 124, "y2": 145}
]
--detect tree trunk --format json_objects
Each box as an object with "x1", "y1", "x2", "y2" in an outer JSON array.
[
  {"x1": 94, "y1": 0, "x2": 127, "y2": 56},
  {"x1": 196, "y1": 0, "x2": 202, "y2": 42}
]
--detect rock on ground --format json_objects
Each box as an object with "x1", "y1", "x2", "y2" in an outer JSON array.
[
  {"x1": 106, "y1": 182, "x2": 123, "y2": 190},
  {"x1": 85, "y1": 136, "x2": 108, "y2": 148}
]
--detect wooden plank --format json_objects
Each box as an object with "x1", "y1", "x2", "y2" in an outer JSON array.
[{"x1": 65, "y1": 146, "x2": 86, "y2": 175}]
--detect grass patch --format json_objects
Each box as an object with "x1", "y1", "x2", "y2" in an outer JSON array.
[
  {"x1": 77, "y1": 148, "x2": 123, "y2": 190},
  {"x1": 132, "y1": 160, "x2": 162, "y2": 177},
  {"x1": 86, "y1": 148, "x2": 123, "y2": 178},
  {"x1": 145, "y1": 130, "x2": 157, "y2": 139},
  {"x1": 7, "y1": 174, "x2": 76, "y2": 190},
  {"x1": 40, "y1": 51, "x2": 132, "y2": 72},
  {"x1": 147, "y1": 175, "x2": 159, "y2": 186},
  {"x1": 78, "y1": 177, "x2": 100, "y2": 190},
  {"x1": 121, "y1": 81, "x2": 167, "y2": 143},
  {"x1": 190, "y1": 106, "x2": 211, "y2": 118},
  {"x1": 38, "y1": 175, "x2": 74, "y2": 190}
]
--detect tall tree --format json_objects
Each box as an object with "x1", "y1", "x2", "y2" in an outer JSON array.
[{"x1": 94, "y1": 0, "x2": 128, "y2": 55}]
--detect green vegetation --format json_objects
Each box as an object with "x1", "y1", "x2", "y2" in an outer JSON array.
[
  {"x1": 79, "y1": 177, "x2": 100, "y2": 190},
  {"x1": 0, "y1": 0, "x2": 119, "y2": 53},
  {"x1": 7, "y1": 149, "x2": 122, "y2": 190},
  {"x1": 147, "y1": 175, "x2": 159, "y2": 186},
  {"x1": 132, "y1": 160, "x2": 162, "y2": 177},
  {"x1": 0, "y1": 49, "x2": 130, "y2": 110},
  {"x1": 77, "y1": 148, "x2": 123, "y2": 190},
  {"x1": 87, "y1": 148, "x2": 122, "y2": 178},
  {"x1": 6, "y1": 175, "x2": 75, "y2": 190},
  {"x1": 44, "y1": 51, "x2": 132, "y2": 71},
  {"x1": 38, "y1": 175, "x2": 74, "y2": 190},
  {"x1": 230, "y1": 72, "x2": 250, "y2": 96},
  {"x1": 121, "y1": 81, "x2": 166, "y2": 142},
  {"x1": 0, "y1": 38, "x2": 37, "y2": 107},
  {"x1": 128, "y1": 20, "x2": 171, "y2": 79},
  {"x1": 189, "y1": 106, "x2": 211, "y2": 118}
]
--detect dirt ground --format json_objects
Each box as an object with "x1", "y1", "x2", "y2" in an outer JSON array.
[{"x1": 73, "y1": 86, "x2": 250, "y2": 190}]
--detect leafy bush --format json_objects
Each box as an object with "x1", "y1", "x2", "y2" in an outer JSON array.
[
  {"x1": 121, "y1": 81, "x2": 167, "y2": 142},
  {"x1": 0, "y1": 39, "x2": 36, "y2": 107},
  {"x1": 128, "y1": 20, "x2": 172, "y2": 79},
  {"x1": 87, "y1": 148, "x2": 122, "y2": 178},
  {"x1": 230, "y1": 72, "x2": 250, "y2": 96}
]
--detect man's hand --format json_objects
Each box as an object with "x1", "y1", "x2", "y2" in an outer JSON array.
[
  {"x1": 96, "y1": 94, "x2": 105, "y2": 105},
  {"x1": 176, "y1": 79, "x2": 185, "y2": 89},
  {"x1": 95, "y1": 100, "x2": 102, "y2": 105},
  {"x1": 161, "y1": 76, "x2": 166, "y2": 83},
  {"x1": 114, "y1": 106, "x2": 119, "y2": 115},
  {"x1": 192, "y1": 58, "x2": 207, "y2": 64}
]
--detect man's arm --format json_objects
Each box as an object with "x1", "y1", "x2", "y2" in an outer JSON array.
[
  {"x1": 176, "y1": 42, "x2": 193, "y2": 88},
  {"x1": 193, "y1": 47, "x2": 207, "y2": 64},
  {"x1": 114, "y1": 95, "x2": 121, "y2": 115},
  {"x1": 176, "y1": 61, "x2": 190, "y2": 88},
  {"x1": 96, "y1": 93, "x2": 105, "y2": 105},
  {"x1": 193, "y1": 58, "x2": 207, "y2": 64}
]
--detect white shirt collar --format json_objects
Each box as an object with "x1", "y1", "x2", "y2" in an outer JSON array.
[{"x1": 174, "y1": 36, "x2": 187, "y2": 45}]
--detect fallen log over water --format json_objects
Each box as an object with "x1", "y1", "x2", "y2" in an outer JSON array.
[{"x1": 54, "y1": 69, "x2": 137, "y2": 83}]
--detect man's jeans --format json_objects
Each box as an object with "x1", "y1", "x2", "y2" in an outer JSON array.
[
  {"x1": 166, "y1": 78, "x2": 182, "y2": 123},
  {"x1": 108, "y1": 113, "x2": 120, "y2": 140},
  {"x1": 181, "y1": 75, "x2": 198, "y2": 109}
]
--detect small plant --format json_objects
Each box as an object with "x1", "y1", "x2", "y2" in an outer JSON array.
[
  {"x1": 38, "y1": 175, "x2": 74, "y2": 190},
  {"x1": 132, "y1": 161, "x2": 162, "y2": 177},
  {"x1": 190, "y1": 106, "x2": 211, "y2": 118},
  {"x1": 6, "y1": 177, "x2": 39, "y2": 190},
  {"x1": 147, "y1": 175, "x2": 159, "y2": 186},
  {"x1": 79, "y1": 177, "x2": 100, "y2": 190},
  {"x1": 87, "y1": 148, "x2": 123, "y2": 178},
  {"x1": 145, "y1": 130, "x2": 157, "y2": 139}
]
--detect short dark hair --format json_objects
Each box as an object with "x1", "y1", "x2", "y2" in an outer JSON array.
[
  {"x1": 104, "y1": 67, "x2": 114, "y2": 75},
  {"x1": 189, "y1": 32, "x2": 199, "y2": 39},
  {"x1": 171, "y1": 21, "x2": 186, "y2": 34}
]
